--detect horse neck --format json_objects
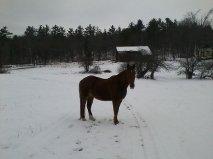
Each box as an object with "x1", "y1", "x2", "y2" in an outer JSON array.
[{"x1": 116, "y1": 70, "x2": 129, "y2": 88}]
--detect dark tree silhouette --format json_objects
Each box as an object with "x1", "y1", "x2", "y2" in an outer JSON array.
[
  {"x1": 0, "y1": 26, "x2": 12, "y2": 72},
  {"x1": 0, "y1": 9, "x2": 212, "y2": 76}
]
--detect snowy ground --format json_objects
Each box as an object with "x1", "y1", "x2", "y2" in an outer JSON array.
[{"x1": 0, "y1": 61, "x2": 213, "y2": 159}]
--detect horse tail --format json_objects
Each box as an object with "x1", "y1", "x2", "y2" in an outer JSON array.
[{"x1": 79, "y1": 80, "x2": 86, "y2": 120}]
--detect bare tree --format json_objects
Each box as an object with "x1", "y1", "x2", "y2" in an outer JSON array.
[
  {"x1": 197, "y1": 60, "x2": 213, "y2": 79},
  {"x1": 80, "y1": 37, "x2": 93, "y2": 73},
  {"x1": 178, "y1": 9, "x2": 213, "y2": 79},
  {"x1": 200, "y1": 8, "x2": 213, "y2": 27},
  {"x1": 178, "y1": 57, "x2": 200, "y2": 79}
]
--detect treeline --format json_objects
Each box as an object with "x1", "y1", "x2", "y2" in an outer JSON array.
[{"x1": 0, "y1": 10, "x2": 213, "y2": 68}]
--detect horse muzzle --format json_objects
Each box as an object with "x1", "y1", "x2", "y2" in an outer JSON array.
[{"x1": 130, "y1": 83, "x2": 135, "y2": 89}]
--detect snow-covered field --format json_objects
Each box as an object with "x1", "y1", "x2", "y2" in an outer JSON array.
[{"x1": 0, "y1": 61, "x2": 213, "y2": 159}]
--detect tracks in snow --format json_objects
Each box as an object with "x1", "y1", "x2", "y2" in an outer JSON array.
[{"x1": 123, "y1": 99, "x2": 160, "y2": 159}]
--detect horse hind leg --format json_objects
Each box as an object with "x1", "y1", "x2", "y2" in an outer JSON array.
[
  {"x1": 87, "y1": 97, "x2": 95, "y2": 121},
  {"x1": 80, "y1": 97, "x2": 87, "y2": 121},
  {"x1": 112, "y1": 99, "x2": 122, "y2": 125}
]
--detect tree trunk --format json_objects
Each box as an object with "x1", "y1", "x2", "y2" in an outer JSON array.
[
  {"x1": 137, "y1": 68, "x2": 149, "y2": 78},
  {"x1": 150, "y1": 70, "x2": 155, "y2": 79},
  {"x1": 84, "y1": 65, "x2": 89, "y2": 72},
  {"x1": 186, "y1": 71, "x2": 193, "y2": 79}
]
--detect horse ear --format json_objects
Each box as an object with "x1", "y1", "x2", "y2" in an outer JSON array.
[
  {"x1": 127, "y1": 64, "x2": 130, "y2": 69},
  {"x1": 133, "y1": 64, "x2": 135, "y2": 69}
]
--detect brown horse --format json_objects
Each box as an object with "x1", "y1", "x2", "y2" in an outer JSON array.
[{"x1": 79, "y1": 64, "x2": 135, "y2": 125}]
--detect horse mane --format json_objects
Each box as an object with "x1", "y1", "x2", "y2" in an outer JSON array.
[{"x1": 110, "y1": 69, "x2": 129, "y2": 88}]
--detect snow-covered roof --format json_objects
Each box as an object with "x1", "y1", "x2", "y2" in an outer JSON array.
[{"x1": 116, "y1": 46, "x2": 152, "y2": 55}]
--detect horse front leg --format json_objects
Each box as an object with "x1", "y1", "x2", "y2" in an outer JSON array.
[{"x1": 112, "y1": 99, "x2": 122, "y2": 125}]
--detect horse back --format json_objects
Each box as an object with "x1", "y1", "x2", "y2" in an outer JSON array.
[{"x1": 79, "y1": 75, "x2": 115, "y2": 100}]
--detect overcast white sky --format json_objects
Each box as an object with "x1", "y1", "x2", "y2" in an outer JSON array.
[{"x1": 0, "y1": 0, "x2": 212, "y2": 34}]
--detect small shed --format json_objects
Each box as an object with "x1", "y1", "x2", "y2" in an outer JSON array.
[{"x1": 116, "y1": 46, "x2": 152, "y2": 62}]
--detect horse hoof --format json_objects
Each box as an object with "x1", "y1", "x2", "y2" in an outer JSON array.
[
  {"x1": 79, "y1": 118, "x2": 87, "y2": 121},
  {"x1": 89, "y1": 115, "x2": 96, "y2": 121},
  {"x1": 114, "y1": 121, "x2": 119, "y2": 125}
]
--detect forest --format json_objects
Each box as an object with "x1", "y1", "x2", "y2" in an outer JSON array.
[{"x1": 0, "y1": 9, "x2": 213, "y2": 79}]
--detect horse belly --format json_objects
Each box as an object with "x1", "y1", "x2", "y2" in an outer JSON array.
[
  {"x1": 92, "y1": 86, "x2": 112, "y2": 101},
  {"x1": 94, "y1": 96, "x2": 112, "y2": 101}
]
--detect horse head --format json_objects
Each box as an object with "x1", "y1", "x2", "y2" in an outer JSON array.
[{"x1": 126, "y1": 64, "x2": 136, "y2": 89}]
